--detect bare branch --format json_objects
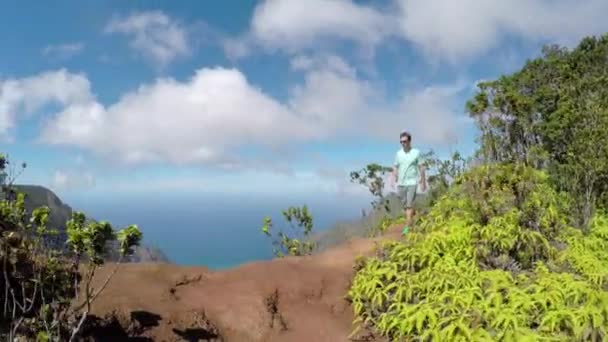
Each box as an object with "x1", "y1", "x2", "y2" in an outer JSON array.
[{"x1": 69, "y1": 309, "x2": 88, "y2": 342}]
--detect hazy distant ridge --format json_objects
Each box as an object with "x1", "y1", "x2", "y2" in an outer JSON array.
[{"x1": 13, "y1": 184, "x2": 171, "y2": 263}]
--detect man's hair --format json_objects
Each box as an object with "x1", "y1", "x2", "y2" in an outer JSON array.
[{"x1": 400, "y1": 131, "x2": 411, "y2": 141}]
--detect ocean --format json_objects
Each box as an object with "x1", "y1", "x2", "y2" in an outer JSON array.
[{"x1": 65, "y1": 192, "x2": 370, "y2": 269}]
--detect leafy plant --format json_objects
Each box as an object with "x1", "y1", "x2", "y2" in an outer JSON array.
[
  {"x1": 0, "y1": 153, "x2": 26, "y2": 202},
  {"x1": 261, "y1": 205, "x2": 316, "y2": 257},
  {"x1": 0, "y1": 153, "x2": 142, "y2": 341},
  {"x1": 350, "y1": 163, "x2": 394, "y2": 212},
  {"x1": 348, "y1": 163, "x2": 608, "y2": 341}
]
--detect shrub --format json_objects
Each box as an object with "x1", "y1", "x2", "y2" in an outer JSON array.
[
  {"x1": 0, "y1": 153, "x2": 142, "y2": 341},
  {"x1": 348, "y1": 163, "x2": 608, "y2": 341},
  {"x1": 350, "y1": 163, "x2": 394, "y2": 213},
  {"x1": 261, "y1": 205, "x2": 316, "y2": 257}
]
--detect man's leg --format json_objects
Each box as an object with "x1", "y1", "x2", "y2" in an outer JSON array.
[
  {"x1": 402, "y1": 185, "x2": 417, "y2": 235},
  {"x1": 405, "y1": 207, "x2": 414, "y2": 226},
  {"x1": 396, "y1": 185, "x2": 407, "y2": 234}
]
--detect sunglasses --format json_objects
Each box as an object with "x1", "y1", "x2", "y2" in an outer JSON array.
[{"x1": 400, "y1": 140, "x2": 409, "y2": 144}]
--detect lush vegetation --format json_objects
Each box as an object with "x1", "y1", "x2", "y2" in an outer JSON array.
[
  {"x1": 0, "y1": 153, "x2": 142, "y2": 341},
  {"x1": 467, "y1": 35, "x2": 608, "y2": 229},
  {"x1": 349, "y1": 163, "x2": 608, "y2": 340},
  {"x1": 348, "y1": 34, "x2": 608, "y2": 341}
]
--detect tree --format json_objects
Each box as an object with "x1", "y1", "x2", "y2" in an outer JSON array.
[{"x1": 466, "y1": 34, "x2": 608, "y2": 229}]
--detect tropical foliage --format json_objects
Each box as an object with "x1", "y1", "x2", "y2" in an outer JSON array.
[
  {"x1": 348, "y1": 163, "x2": 608, "y2": 341},
  {"x1": 0, "y1": 153, "x2": 142, "y2": 341},
  {"x1": 466, "y1": 34, "x2": 608, "y2": 229},
  {"x1": 347, "y1": 33, "x2": 608, "y2": 341}
]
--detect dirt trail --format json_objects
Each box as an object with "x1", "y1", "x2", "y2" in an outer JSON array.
[{"x1": 83, "y1": 225, "x2": 404, "y2": 341}]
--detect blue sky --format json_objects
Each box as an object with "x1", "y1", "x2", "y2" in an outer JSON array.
[{"x1": 2, "y1": 0, "x2": 607, "y2": 202}]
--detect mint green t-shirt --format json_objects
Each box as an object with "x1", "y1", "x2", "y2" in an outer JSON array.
[{"x1": 394, "y1": 148, "x2": 420, "y2": 186}]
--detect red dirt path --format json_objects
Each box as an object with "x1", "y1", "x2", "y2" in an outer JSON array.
[{"x1": 82, "y1": 225, "x2": 404, "y2": 341}]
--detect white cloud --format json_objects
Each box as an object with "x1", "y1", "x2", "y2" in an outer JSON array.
[
  {"x1": 2, "y1": 56, "x2": 467, "y2": 168},
  {"x1": 290, "y1": 54, "x2": 353, "y2": 74},
  {"x1": 395, "y1": 0, "x2": 608, "y2": 63},
  {"x1": 288, "y1": 54, "x2": 377, "y2": 134},
  {"x1": 228, "y1": 0, "x2": 608, "y2": 63},
  {"x1": 38, "y1": 67, "x2": 321, "y2": 165},
  {"x1": 42, "y1": 42, "x2": 84, "y2": 60},
  {"x1": 396, "y1": 83, "x2": 469, "y2": 144},
  {"x1": 52, "y1": 169, "x2": 95, "y2": 190},
  {"x1": 286, "y1": 55, "x2": 470, "y2": 145},
  {"x1": 0, "y1": 69, "x2": 93, "y2": 141},
  {"x1": 224, "y1": 0, "x2": 396, "y2": 59},
  {"x1": 105, "y1": 10, "x2": 191, "y2": 68}
]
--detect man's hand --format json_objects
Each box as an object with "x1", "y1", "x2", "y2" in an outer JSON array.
[
  {"x1": 419, "y1": 165, "x2": 427, "y2": 192},
  {"x1": 390, "y1": 168, "x2": 397, "y2": 190},
  {"x1": 420, "y1": 180, "x2": 427, "y2": 192}
]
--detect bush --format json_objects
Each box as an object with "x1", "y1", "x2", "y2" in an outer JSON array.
[
  {"x1": 0, "y1": 153, "x2": 142, "y2": 341},
  {"x1": 261, "y1": 205, "x2": 316, "y2": 257},
  {"x1": 348, "y1": 163, "x2": 608, "y2": 341}
]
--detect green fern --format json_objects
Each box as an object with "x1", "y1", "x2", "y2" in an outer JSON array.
[{"x1": 348, "y1": 163, "x2": 608, "y2": 341}]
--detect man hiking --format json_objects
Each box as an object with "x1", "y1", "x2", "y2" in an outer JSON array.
[{"x1": 391, "y1": 131, "x2": 426, "y2": 235}]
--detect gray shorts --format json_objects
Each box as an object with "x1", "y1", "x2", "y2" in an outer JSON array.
[{"x1": 397, "y1": 185, "x2": 417, "y2": 208}]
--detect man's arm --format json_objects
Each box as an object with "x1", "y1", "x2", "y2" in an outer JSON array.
[
  {"x1": 418, "y1": 164, "x2": 427, "y2": 191},
  {"x1": 391, "y1": 152, "x2": 399, "y2": 187},
  {"x1": 391, "y1": 166, "x2": 398, "y2": 186}
]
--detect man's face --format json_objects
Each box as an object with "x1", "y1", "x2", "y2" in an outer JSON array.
[{"x1": 400, "y1": 136, "x2": 410, "y2": 149}]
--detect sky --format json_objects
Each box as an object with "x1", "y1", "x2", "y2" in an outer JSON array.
[{"x1": 2, "y1": 0, "x2": 608, "y2": 203}]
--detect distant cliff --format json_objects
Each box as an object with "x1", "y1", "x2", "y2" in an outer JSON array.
[{"x1": 13, "y1": 184, "x2": 171, "y2": 263}]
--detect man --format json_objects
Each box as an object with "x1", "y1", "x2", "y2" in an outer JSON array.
[{"x1": 391, "y1": 131, "x2": 426, "y2": 235}]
